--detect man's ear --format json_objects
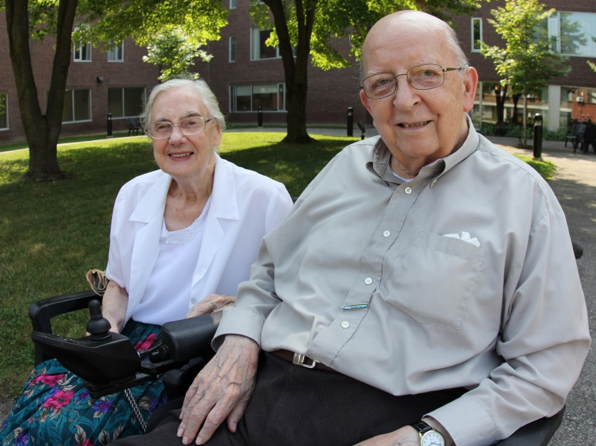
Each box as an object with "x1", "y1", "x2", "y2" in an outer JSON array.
[
  {"x1": 462, "y1": 67, "x2": 479, "y2": 113},
  {"x1": 360, "y1": 89, "x2": 373, "y2": 115}
]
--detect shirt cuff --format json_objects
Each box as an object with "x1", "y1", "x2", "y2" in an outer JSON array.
[
  {"x1": 212, "y1": 306, "x2": 266, "y2": 351},
  {"x1": 427, "y1": 397, "x2": 498, "y2": 446}
]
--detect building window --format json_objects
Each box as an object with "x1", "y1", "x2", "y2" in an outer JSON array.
[
  {"x1": 251, "y1": 29, "x2": 280, "y2": 60},
  {"x1": 548, "y1": 11, "x2": 596, "y2": 57},
  {"x1": 229, "y1": 36, "x2": 236, "y2": 63},
  {"x1": 73, "y1": 27, "x2": 92, "y2": 62},
  {"x1": 63, "y1": 89, "x2": 91, "y2": 123},
  {"x1": 0, "y1": 93, "x2": 8, "y2": 130},
  {"x1": 231, "y1": 84, "x2": 286, "y2": 112},
  {"x1": 471, "y1": 18, "x2": 482, "y2": 52},
  {"x1": 108, "y1": 87, "x2": 146, "y2": 118},
  {"x1": 230, "y1": 0, "x2": 236, "y2": 9},
  {"x1": 107, "y1": 42, "x2": 124, "y2": 62}
]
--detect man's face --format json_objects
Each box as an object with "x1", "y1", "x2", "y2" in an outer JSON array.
[{"x1": 360, "y1": 16, "x2": 478, "y2": 173}]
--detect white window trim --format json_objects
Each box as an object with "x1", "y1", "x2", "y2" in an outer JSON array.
[
  {"x1": 230, "y1": 0, "x2": 236, "y2": 9},
  {"x1": 250, "y1": 28, "x2": 281, "y2": 61},
  {"x1": 471, "y1": 17, "x2": 482, "y2": 53},
  {"x1": 230, "y1": 83, "x2": 287, "y2": 113},
  {"x1": 63, "y1": 89, "x2": 92, "y2": 124},
  {"x1": 107, "y1": 42, "x2": 124, "y2": 62},
  {"x1": 108, "y1": 87, "x2": 147, "y2": 118}
]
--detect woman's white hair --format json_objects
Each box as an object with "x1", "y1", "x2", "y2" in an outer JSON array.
[{"x1": 141, "y1": 77, "x2": 226, "y2": 131}]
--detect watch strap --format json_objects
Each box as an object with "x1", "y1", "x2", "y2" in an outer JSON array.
[{"x1": 411, "y1": 420, "x2": 434, "y2": 435}]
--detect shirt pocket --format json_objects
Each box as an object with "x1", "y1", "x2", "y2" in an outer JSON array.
[{"x1": 386, "y1": 230, "x2": 484, "y2": 329}]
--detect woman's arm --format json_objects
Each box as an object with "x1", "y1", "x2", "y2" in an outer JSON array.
[{"x1": 101, "y1": 281, "x2": 129, "y2": 333}]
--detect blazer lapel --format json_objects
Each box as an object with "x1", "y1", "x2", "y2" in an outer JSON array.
[
  {"x1": 126, "y1": 172, "x2": 172, "y2": 319},
  {"x1": 192, "y1": 156, "x2": 240, "y2": 285}
]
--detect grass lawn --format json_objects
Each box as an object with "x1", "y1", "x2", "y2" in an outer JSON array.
[
  {"x1": 0, "y1": 132, "x2": 556, "y2": 399},
  {"x1": 0, "y1": 132, "x2": 354, "y2": 398}
]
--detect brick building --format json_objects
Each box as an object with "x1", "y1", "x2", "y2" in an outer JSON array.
[
  {"x1": 0, "y1": 10, "x2": 160, "y2": 144},
  {"x1": 1, "y1": 1, "x2": 595, "y2": 143},
  {"x1": 452, "y1": 0, "x2": 596, "y2": 131}
]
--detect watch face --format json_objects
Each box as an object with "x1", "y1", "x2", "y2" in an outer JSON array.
[{"x1": 421, "y1": 431, "x2": 445, "y2": 446}]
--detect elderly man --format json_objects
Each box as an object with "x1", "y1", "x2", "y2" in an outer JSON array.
[{"x1": 113, "y1": 10, "x2": 590, "y2": 446}]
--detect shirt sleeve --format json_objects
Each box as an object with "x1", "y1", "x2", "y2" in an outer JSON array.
[
  {"x1": 428, "y1": 205, "x2": 591, "y2": 445},
  {"x1": 104, "y1": 185, "x2": 128, "y2": 289}
]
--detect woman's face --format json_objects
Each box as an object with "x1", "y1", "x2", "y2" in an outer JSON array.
[{"x1": 149, "y1": 86, "x2": 221, "y2": 182}]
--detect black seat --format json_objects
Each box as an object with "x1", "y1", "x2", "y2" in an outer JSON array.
[
  {"x1": 580, "y1": 122, "x2": 596, "y2": 154},
  {"x1": 127, "y1": 118, "x2": 143, "y2": 136},
  {"x1": 565, "y1": 122, "x2": 586, "y2": 153}
]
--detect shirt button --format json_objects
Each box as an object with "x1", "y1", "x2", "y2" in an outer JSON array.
[
  {"x1": 341, "y1": 321, "x2": 350, "y2": 329},
  {"x1": 405, "y1": 187, "x2": 412, "y2": 194},
  {"x1": 191, "y1": 298, "x2": 197, "y2": 304},
  {"x1": 364, "y1": 277, "x2": 373, "y2": 285},
  {"x1": 383, "y1": 230, "x2": 391, "y2": 238}
]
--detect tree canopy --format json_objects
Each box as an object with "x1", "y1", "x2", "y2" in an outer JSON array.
[{"x1": 481, "y1": 0, "x2": 570, "y2": 141}]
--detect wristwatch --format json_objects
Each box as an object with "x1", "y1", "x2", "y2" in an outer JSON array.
[{"x1": 411, "y1": 420, "x2": 445, "y2": 446}]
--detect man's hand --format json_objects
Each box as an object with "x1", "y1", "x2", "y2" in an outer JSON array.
[
  {"x1": 354, "y1": 418, "x2": 453, "y2": 446},
  {"x1": 353, "y1": 426, "x2": 419, "y2": 446},
  {"x1": 177, "y1": 335, "x2": 259, "y2": 445},
  {"x1": 185, "y1": 294, "x2": 236, "y2": 319}
]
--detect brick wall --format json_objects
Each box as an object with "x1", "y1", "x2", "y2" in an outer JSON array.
[{"x1": 0, "y1": 11, "x2": 160, "y2": 144}]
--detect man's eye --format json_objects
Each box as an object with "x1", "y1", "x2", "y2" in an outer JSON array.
[
  {"x1": 414, "y1": 69, "x2": 439, "y2": 78},
  {"x1": 372, "y1": 78, "x2": 393, "y2": 89}
]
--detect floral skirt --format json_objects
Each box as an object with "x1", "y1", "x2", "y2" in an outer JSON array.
[{"x1": 0, "y1": 320, "x2": 167, "y2": 446}]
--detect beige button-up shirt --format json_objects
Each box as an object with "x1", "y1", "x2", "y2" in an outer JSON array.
[{"x1": 215, "y1": 126, "x2": 590, "y2": 445}]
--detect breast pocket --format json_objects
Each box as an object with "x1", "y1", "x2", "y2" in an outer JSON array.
[{"x1": 385, "y1": 231, "x2": 485, "y2": 329}]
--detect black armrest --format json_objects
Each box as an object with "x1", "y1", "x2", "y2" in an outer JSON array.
[
  {"x1": 495, "y1": 406, "x2": 565, "y2": 445},
  {"x1": 29, "y1": 290, "x2": 101, "y2": 364}
]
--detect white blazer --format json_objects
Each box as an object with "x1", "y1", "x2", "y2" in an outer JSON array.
[{"x1": 105, "y1": 154, "x2": 293, "y2": 324}]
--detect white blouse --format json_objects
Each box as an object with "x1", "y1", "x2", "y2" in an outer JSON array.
[{"x1": 105, "y1": 155, "x2": 293, "y2": 325}]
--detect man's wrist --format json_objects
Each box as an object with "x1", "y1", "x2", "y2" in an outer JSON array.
[{"x1": 423, "y1": 417, "x2": 455, "y2": 446}]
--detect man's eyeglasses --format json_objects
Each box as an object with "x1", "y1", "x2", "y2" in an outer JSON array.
[
  {"x1": 361, "y1": 63, "x2": 465, "y2": 100},
  {"x1": 146, "y1": 116, "x2": 214, "y2": 139}
]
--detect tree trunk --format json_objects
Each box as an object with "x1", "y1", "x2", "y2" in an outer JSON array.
[
  {"x1": 266, "y1": 0, "x2": 316, "y2": 144},
  {"x1": 5, "y1": 0, "x2": 78, "y2": 181},
  {"x1": 495, "y1": 84, "x2": 508, "y2": 136}
]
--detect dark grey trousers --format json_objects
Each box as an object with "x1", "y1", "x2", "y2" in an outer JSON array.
[{"x1": 110, "y1": 352, "x2": 465, "y2": 446}]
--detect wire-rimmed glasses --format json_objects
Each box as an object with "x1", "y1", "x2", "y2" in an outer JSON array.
[
  {"x1": 361, "y1": 63, "x2": 465, "y2": 100},
  {"x1": 146, "y1": 116, "x2": 214, "y2": 139}
]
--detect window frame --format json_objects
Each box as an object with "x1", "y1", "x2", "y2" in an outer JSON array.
[
  {"x1": 62, "y1": 89, "x2": 92, "y2": 123},
  {"x1": 229, "y1": 36, "x2": 236, "y2": 63},
  {"x1": 250, "y1": 28, "x2": 281, "y2": 60},
  {"x1": 0, "y1": 92, "x2": 9, "y2": 131},
  {"x1": 230, "y1": 83, "x2": 287, "y2": 113},
  {"x1": 471, "y1": 17, "x2": 483, "y2": 53},
  {"x1": 108, "y1": 87, "x2": 146, "y2": 119},
  {"x1": 107, "y1": 42, "x2": 124, "y2": 62}
]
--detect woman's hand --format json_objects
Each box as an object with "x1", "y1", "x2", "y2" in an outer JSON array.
[{"x1": 185, "y1": 294, "x2": 236, "y2": 318}]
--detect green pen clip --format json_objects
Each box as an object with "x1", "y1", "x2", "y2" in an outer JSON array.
[{"x1": 341, "y1": 303, "x2": 369, "y2": 311}]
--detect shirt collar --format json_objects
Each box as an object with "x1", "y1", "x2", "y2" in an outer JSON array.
[{"x1": 366, "y1": 115, "x2": 480, "y2": 185}]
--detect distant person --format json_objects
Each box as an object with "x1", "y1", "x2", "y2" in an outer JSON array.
[
  {"x1": 0, "y1": 78, "x2": 293, "y2": 446},
  {"x1": 113, "y1": 11, "x2": 590, "y2": 446}
]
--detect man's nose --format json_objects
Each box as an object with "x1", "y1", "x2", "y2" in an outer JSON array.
[{"x1": 392, "y1": 76, "x2": 421, "y2": 110}]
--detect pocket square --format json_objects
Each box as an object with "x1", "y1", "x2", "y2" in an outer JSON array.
[{"x1": 443, "y1": 231, "x2": 481, "y2": 248}]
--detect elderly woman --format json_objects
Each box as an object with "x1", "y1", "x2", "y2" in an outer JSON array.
[{"x1": 0, "y1": 79, "x2": 293, "y2": 446}]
